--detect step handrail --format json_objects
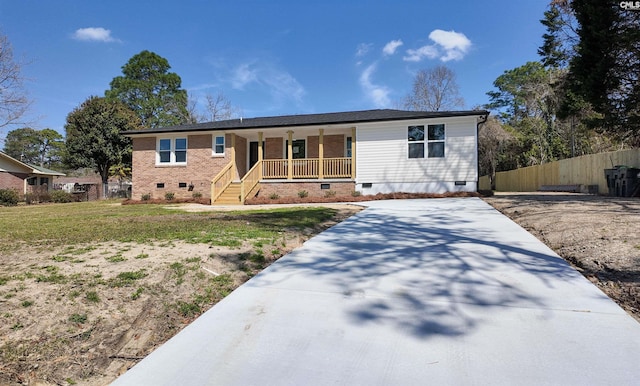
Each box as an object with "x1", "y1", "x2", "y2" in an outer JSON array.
[
  {"x1": 240, "y1": 160, "x2": 262, "y2": 204},
  {"x1": 211, "y1": 161, "x2": 234, "y2": 203}
]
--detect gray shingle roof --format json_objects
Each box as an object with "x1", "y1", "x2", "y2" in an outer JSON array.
[{"x1": 124, "y1": 109, "x2": 488, "y2": 135}]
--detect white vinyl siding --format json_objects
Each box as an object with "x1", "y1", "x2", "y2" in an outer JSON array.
[{"x1": 356, "y1": 116, "x2": 477, "y2": 191}]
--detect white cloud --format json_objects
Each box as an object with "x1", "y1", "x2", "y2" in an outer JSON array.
[
  {"x1": 403, "y1": 29, "x2": 471, "y2": 62},
  {"x1": 263, "y1": 69, "x2": 305, "y2": 103},
  {"x1": 356, "y1": 43, "x2": 373, "y2": 57},
  {"x1": 403, "y1": 45, "x2": 439, "y2": 62},
  {"x1": 230, "y1": 62, "x2": 305, "y2": 104},
  {"x1": 428, "y1": 29, "x2": 472, "y2": 61},
  {"x1": 383, "y1": 39, "x2": 403, "y2": 56},
  {"x1": 231, "y1": 63, "x2": 258, "y2": 90},
  {"x1": 359, "y1": 63, "x2": 391, "y2": 108},
  {"x1": 72, "y1": 27, "x2": 119, "y2": 43}
]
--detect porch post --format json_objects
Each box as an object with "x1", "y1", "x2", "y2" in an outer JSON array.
[
  {"x1": 258, "y1": 131, "x2": 263, "y2": 179},
  {"x1": 318, "y1": 129, "x2": 324, "y2": 179},
  {"x1": 231, "y1": 133, "x2": 236, "y2": 173},
  {"x1": 287, "y1": 130, "x2": 293, "y2": 180},
  {"x1": 351, "y1": 127, "x2": 356, "y2": 179}
]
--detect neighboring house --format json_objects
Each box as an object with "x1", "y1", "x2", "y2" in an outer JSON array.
[
  {"x1": 0, "y1": 151, "x2": 66, "y2": 195},
  {"x1": 55, "y1": 176, "x2": 103, "y2": 201},
  {"x1": 124, "y1": 109, "x2": 489, "y2": 204}
]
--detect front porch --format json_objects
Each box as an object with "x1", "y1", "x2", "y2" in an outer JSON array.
[{"x1": 211, "y1": 127, "x2": 356, "y2": 204}]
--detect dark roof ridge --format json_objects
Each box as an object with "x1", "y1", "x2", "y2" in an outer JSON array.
[{"x1": 124, "y1": 108, "x2": 488, "y2": 135}]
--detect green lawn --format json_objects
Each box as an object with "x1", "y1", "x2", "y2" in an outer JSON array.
[{"x1": 0, "y1": 200, "x2": 338, "y2": 250}]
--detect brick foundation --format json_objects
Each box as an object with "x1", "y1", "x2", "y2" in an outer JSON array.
[{"x1": 256, "y1": 180, "x2": 356, "y2": 199}]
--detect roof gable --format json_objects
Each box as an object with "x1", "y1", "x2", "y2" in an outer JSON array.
[{"x1": 0, "y1": 151, "x2": 65, "y2": 176}]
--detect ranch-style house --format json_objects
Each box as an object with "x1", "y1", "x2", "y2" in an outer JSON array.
[{"x1": 124, "y1": 109, "x2": 488, "y2": 204}]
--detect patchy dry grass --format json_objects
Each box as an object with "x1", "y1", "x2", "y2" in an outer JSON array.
[{"x1": 0, "y1": 200, "x2": 358, "y2": 385}]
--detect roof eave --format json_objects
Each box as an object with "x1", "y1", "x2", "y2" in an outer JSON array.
[{"x1": 123, "y1": 109, "x2": 490, "y2": 136}]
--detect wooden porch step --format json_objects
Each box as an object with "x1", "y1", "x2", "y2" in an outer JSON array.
[{"x1": 213, "y1": 182, "x2": 242, "y2": 205}]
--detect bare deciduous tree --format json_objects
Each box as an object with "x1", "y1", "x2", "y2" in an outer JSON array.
[
  {"x1": 403, "y1": 65, "x2": 465, "y2": 111},
  {"x1": 202, "y1": 92, "x2": 238, "y2": 122},
  {"x1": 0, "y1": 33, "x2": 30, "y2": 129},
  {"x1": 188, "y1": 92, "x2": 240, "y2": 123}
]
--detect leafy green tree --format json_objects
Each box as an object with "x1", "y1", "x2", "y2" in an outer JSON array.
[
  {"x1": 487, "y1": 62, "x2": 571, "y2": 165},
  {"x1": 64, "y1": 96, "x2": 141, "y2": 197},
  {"x1": 105, "y1": 50, "x2": 189, "y2": 128},
  {"x1": 538, "y1": 1, "x2": 577, "y2": 69},
  {"x1": 567, "y1": 0, "x2": 640, "y2": 145},
  {"x1": 3, "y1": 127, "x2": 38, "y2": 162},
  {"x1": 478, "y1": 116, "x2": 516, "y2": 188},
  {"x1": 3, "y1": 127, "x2": 64, "y2": 168}
]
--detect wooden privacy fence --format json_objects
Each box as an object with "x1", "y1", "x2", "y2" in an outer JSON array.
[{"x1": 480, "y1": 148, "x2": 640, "y2": 194}]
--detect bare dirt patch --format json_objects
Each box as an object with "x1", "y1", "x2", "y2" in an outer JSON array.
[
  {"x1": 0, "y1": 205, "x2": 361, "y2": 386},
  {"x1": 483, "y1": 193, "x2": 640, "y2": 322}
]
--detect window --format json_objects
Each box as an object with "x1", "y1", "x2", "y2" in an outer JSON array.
[
  {"x1": 427, "y1": 124, "x2": 445, "y2": 158},
  {"x1": 285, "y1": 139, "x2": 306, "y2": 159},
  {"x1": 159, "y1": 139, "x2": 171, "y2": 163},
  {"x1": 175, "y1": 138, "x2": 187, "y2": 162},
  {"x1": 407, "y1": 124, "x2": 445, "y2": 158},
  {"x1": 157, "y1": 137, "x2": 187, "y2": 165},
  {"x1": 346, "y1": 136, "x2": 353, "y2": 158},
  {"x1": 408, "y1": 126, "x2": 425, "y2": 158},
  {"x1": 213, "y1": 135, "x2": 225, "y2": 156}
]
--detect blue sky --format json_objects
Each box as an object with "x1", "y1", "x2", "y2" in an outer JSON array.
[{"x1": 0, "y1": 0, "x2": 548, "y2": 137}]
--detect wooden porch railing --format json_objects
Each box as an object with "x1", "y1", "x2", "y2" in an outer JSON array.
[
  {"x1": 323, "y1": 158, "x2": 352, "y2": 178},
  {"x1": 211, "y1": 161, "x2": 234, "y2": 202},
  {"x1": 262, "y1": 158, "x2": 351, "y2": 179}
]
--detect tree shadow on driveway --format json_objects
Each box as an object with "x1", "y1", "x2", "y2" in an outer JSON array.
[{"x1": 246, "y1": 198, "x2": 589, "y2": 341}]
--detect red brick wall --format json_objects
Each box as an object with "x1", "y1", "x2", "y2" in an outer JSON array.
[
  {"x1": 324, "y1": 135, "x2": 345, "y2": 158},
  {"x1": 257, "y1": 181, "x2": 356, "y2": 199},
  {"x1": 235, "y1": 135, "x2": 247, "y2": 178},
  {"x1": 265, "y1": 137, "x2": 283, "y2": 159},
  {"x1": 307, "y1": 136, "x2": 319, "y2": 158},
  {"x1": 131, "y1": 134, "x2": 232, "y2": 200},
  {"x1": 303, "y1": 135, "x2": 345, "y2": 158},
  {"x1": 0, "y1": 171, "x2": 26, "y2": 192}
]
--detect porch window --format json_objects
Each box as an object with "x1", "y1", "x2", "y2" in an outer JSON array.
[
  {"x1": 408, "y1": 124, "x2": 445, "y2": 158},
  {"x1": 285, "y1": 139, "x2": 306, "y2": 159},
  {"x1": 157, "y1": 137, "x2": 187, "y2": 165},
  {"x1": 346, "y1": 137, "x2": 353, "y2": 158},
  {"x1": 213, "y1": 135, "x2": 225, "y2": 156}
]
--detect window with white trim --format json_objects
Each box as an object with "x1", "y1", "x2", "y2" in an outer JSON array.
[
  {"x1": 427, "y1": 124, "x2": 445, "y2": 158},
  {"x1": 213, "y1": 135, "x2": 225, "y2": 156},
  {"x1": 157, "y1": 137, "x2": 187, "y2": 165},
  {"x1": 408, "y1": 124, "x2": 445, "y2": 158}
]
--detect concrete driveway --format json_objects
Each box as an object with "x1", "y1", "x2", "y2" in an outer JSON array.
[{"x1": 113, "y1": 198, "x2": 640, "y2": 385}]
